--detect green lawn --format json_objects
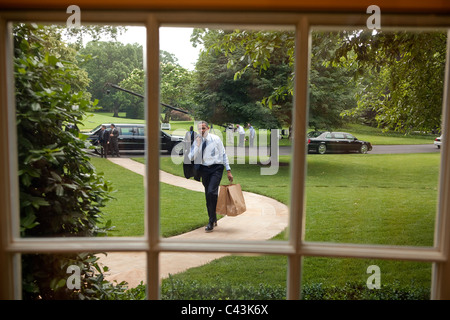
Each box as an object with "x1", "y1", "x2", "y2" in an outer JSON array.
[
  {"x1": 338, "y1": 123, "x2": 437, "y2": 145},
  {"x1": 156, "y1": 153, "x2": 439, "y2": 296},
  {"x1": 158, "y1": 153, "x2": 439, "y2": 246},
  {"x1": 91, "y1": 152, "x2": 439, "y2": 297},
  {"x1": 80, "y1": 112, "x2": 145, "y2": 132},
  {"x1": 90, "y1": 157, "x2": 211, "y2": 237}
]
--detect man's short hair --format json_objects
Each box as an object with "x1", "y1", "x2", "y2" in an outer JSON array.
[{"x1": 197, "y1": 121, "x2": 209, "y2": 128}]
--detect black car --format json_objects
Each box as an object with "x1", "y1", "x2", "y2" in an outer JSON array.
[
  {"x1": 307, "y1": 131, "x2": 373, "y2": 154},
  {"x1": 86, "y1": 123, "x2": 184, "y2": 154}
]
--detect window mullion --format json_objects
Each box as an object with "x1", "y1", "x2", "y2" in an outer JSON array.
[
  {"x1": 0, "y1": 17, "x2": 18, "y2": 300},
  {"x1": 286, "y1": 16, "x2": 310, "y2": 300},
  {"x1": 146, "y1": 13, "x2": 161, "y2": 300},
  {"x1": 432, "y1": 30, "x2": 450, "y2": 300}
]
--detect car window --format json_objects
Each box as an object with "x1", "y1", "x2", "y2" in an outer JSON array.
[
  {"x1": 137, "y1": 127, "x2": 145, "y2": 136},
  {"x1": 120, "y1": 127, "x2": 135, "y2": 136},
  {"x1": 334, "y1": 133, "x2": 345, "y2": 139},
  {"x1": 308, "y1": 131, "x2": 323, "y2": 138},
  {"x1": 326, "y1": 133, "x2": 332, "y2": 139},
  {"x1": 345, "y1": 134, "x2": 355, "y2": 140}
]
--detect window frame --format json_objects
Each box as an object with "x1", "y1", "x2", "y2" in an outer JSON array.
[{"x1": 1, "y1": 10, "x2": 450, "y2": 300}]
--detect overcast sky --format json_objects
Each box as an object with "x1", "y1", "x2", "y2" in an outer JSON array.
[{"x1": 116, "y1": 26, "x2": 202, "y2": 70}]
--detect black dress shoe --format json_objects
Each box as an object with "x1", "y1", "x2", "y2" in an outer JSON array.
[{"x1": 205, "y1": 223, "x2": 214, "y2": 232}]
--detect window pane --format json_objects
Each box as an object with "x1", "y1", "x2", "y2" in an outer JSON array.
[
  {"x1": 14, "y1": 23, "x2": 146, "y2": 238},
  {"x1": 301, "y1": 257, "x2": 432, "y2": 300},
  {"x1": 304, "y1": 29, "x2": 445, "y2": 246},
  {"x1": 158, "y1": 26, "x2": 294, "y2": 242}
]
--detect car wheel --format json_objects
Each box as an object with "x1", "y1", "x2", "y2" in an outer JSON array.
[
  {"x1": 318, "y1": 144, "x2": 327, "y2": 154},
  {"x1": 360, "y1": 144, "x2": 368, "y2": 154}
]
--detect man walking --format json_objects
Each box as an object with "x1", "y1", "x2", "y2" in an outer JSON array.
[
  {"x1": 189, "y1": 121, "x2": 233, "y2": 232},
  {"x1": 97, "y1": 125, "x2": 109, "y2": 158},
  {"x1": 109, "y1": 124, "x2": 120, "y2": 157}
]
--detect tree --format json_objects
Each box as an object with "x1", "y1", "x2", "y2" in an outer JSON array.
[
  {"x1": 160, "y1": 50, "x2": 195, "y2": 122},
  {"x1": 116, "y1": 68, "x2": 145, "y2": 119},
  {"x1": 15, "y1": 24, "x2": 125, "y2": 299},
  {"x1": 80, "y1": 41, "x2": 144, "y2": 117},
  {"x1": 192, "y1": 29, "x2": 291, "y2": 128},
  {"x1": 196, "y1": 28, "x2": 447, "y2": 133},
  {"x1": 309, "y1": 32, "x2": 358, "y2": 130},
  {"x1": 193, "y1": 29, "x2": 359, "y2": 131},
  {"x1": 334, "y1": 30, "x2": 447, "y2": 133}
]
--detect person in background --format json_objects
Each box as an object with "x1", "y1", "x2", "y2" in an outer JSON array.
[
  {"x1": 109, "y1": 124, "x2": 120, "y2": 157},
  {"x1": 97, "y1": 125, "x2": 109, "y2": 158},
  {"x1": 183, "y1": 126, "x2": 200, "y2": 181},
  {"x1": 248, "y1": 123, "x2": 256, "y2": 147},
  {"x1": 236, "y1": 124, "x2": 245, "y2": 147}
]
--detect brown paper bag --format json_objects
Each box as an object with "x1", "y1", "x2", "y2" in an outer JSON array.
[{"x1": 216, "y1": 184, "x2": 246, "y2": 216}]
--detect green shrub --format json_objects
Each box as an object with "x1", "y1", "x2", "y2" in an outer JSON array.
[
  {"x1": 160, "y1": 276, "x2": 286, "y2": 300},
  {"x1": 148, "y1": 277, "x2": 430, "y2": 300},
  {"x1": 301, "y1": 281, "x2": 429, "y2": 300},
  {"x1": 15, "y1": 24, "x2": 124, "y2": 300}
]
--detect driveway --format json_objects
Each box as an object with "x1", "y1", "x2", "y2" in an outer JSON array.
[
  {"x1": 368, "y1": 144, "x2": 439, "y2": 154},
  {"x1": 222, "y1": 144, "x2": 440, "y2": 156},
  {"x1": 111, "y1": 143, "x2": 439, "y2": 158}
]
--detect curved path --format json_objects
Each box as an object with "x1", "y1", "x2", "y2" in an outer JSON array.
[{"x1": 99, "y1": 158, "x2": 288, "y2": 288}]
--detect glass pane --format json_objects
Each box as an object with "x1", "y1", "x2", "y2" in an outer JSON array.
[
  {"x1": 14, "y1": 23, "x2": 146, "y2": 238},
  {"x1": 160, "y1": 253, "x2": 287, "y2": 300},
  {"x1": 301, "y1": 257, "x2": 432, "y2": 300},
  {"x1": 304, "y1": 28, "x2": 445, "y2": 246},
  {"x1": 21, "y1": 252, "x2": 146, "y2": 300},
  {"x1": 158, "y1": 26, "x2": 294, "y2": 242}
]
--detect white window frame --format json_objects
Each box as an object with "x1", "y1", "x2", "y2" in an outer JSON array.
[{"x1": 1, "y1": 10, "x2": 450, "y2": 300}]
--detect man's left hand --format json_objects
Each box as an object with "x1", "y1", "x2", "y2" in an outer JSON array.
[{"x1": 227, "y1": 171, "x2": 233, "y2": 183}]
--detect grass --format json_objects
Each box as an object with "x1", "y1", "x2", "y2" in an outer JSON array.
[
  {"x1": 80, "y1": 112, "x2": 145, "y2": 132},
  {"x1": 91, "y1": 152, "x2": 439, "y2": 296},
  {"x1": 90, "y1": 157, "x2": 145, "y2": 236},
  {"x1": 338, "y1": 123, "x2": 437, "y2": 145},
  {"x1": 90, "y1": 157, "x2": 211, "y2": 237},
  {"x1": 304, "y1": 153, "x2": 439, "y2": 245},
  {"x1": 158, "y1": 153, "x2": 439, "y2": 246},
  {"x1": 154, "y1": 152, "x2": 439, "y2": 296}
]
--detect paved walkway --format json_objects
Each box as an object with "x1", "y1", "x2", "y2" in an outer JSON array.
[{"x1": 99, "y1": 158, "x2": 288, "y2": 288}]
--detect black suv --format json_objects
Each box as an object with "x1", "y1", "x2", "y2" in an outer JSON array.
[{"x1": 86, "y1": 123, "x2": 184, "y2": 154}]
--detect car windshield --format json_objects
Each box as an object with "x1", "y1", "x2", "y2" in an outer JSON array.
[{"x1": 89, "y1": 125, "x2": 104, "y2": 134}]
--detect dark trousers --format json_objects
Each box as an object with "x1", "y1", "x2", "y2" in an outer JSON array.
[
  {"x1": 199, "y1": 164, "x2": 224, "y2": 224},
  {"x1": 100, "y1": 142, "x2": 108, "y2": 158},
  {"x1": 110, "y1": 138, "x2": 120, "y2": 156}
]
